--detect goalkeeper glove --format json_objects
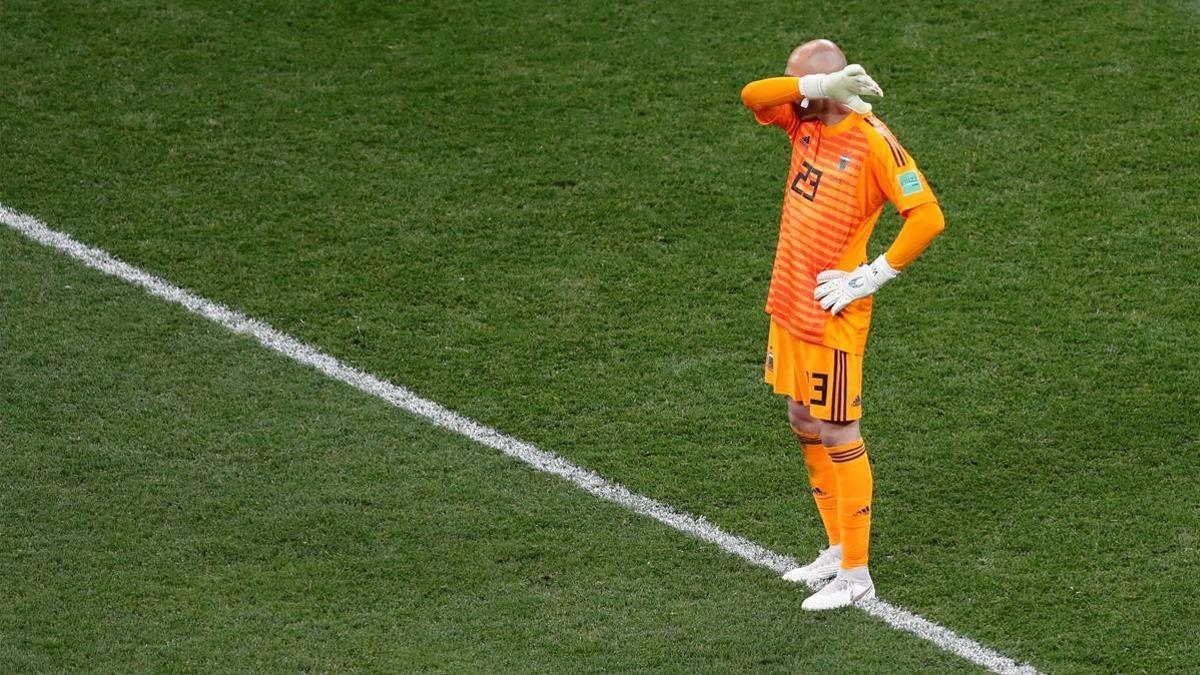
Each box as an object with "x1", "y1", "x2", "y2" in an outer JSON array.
[
  {"x1": 799, "y1": 64, "x2": 884, "y2": 114},
  {"x1": 813, "y1": 254, "x2": 899, "y2": 315}
]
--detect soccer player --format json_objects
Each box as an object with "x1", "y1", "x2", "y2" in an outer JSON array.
[{"x1": 740, "y1": 39, "x2": 946, "y2": 610}]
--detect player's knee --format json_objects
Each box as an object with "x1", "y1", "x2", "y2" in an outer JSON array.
[
  {"x1": 819, "y1": 420, "x2": 860, "y2": 447},
  {"x1": 787, "y1": 398, "x2": 821, "y2": 434}
]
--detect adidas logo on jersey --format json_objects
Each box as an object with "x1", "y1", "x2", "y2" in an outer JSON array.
[
  {"x1": 852, "y1": 394, "x2": 862, "y2": 408},
  {"x1": 853, "y1": 505, "x2": 871, "y2": 517}
]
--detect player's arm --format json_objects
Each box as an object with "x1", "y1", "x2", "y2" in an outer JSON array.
[
  {"x1": 884, "y1": 202, "x2": 945, "y2": 269},
  {"x1": 740, "y1": 66, "x2": 883, "y2": 114},
  {"x1": 740, "y1": 77, "x2": 806, "y2": 111},
  {"x1": 814, "y1": 203, "x2": 945, "y2": 315}
]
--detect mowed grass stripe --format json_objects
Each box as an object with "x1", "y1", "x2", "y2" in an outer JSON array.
[{"x1": 1, "y1": 203, "x2": 1040, "y2": 674}]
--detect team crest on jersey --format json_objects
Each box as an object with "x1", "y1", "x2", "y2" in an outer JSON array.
[
  {"x1": 801, "y1": 135, "x2": 811, "y2": 146},
  {"x1": 838, "y1": 155, "x2": 851, "y2": 170}
]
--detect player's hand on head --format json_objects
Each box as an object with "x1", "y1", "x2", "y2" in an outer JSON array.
[
  {"x1": 799, "y1": 64, "x2": 884, "y2": 114},
  {"x1": 837, "y1": 65, "x2": 884, "y2": 97}
]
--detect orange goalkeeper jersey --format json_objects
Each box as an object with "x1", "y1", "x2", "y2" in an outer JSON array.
[{"x1": 755, "y1": 102, "x2": 938, "y2": 354}]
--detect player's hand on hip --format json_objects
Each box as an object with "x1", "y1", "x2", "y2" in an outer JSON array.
[
  {"x1": 799, "y1": 64, "x2": 884, "y2": 114},
  {"x1": 814, "y1": 254, "x2": 899, "y2": 315}
]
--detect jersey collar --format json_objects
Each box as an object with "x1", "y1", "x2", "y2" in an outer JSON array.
[{"x1": 820, "y1": 112, "x2": 862, "y2": 137}]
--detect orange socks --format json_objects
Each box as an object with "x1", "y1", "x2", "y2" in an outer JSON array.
[
  {"x1": 827, "y1": 439, "x2": 873, "y2": 569},
  {"x1": 796, "y1": 432, "x2": 874, "y2": 568},
  {"x1": 795, "y1": 430, "x2": 841, "y2": 547}
]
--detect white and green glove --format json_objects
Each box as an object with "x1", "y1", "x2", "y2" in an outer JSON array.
[
  {"x1": 814, "y1": 254, "x2": 899, "y2": 315},
  {"x1": 799, "y1": 64, "x2": 884, "y2": 114}
]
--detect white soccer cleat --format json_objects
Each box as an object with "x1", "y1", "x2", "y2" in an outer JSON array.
[
  {"x1": 800, "y1": 572, "x2": 875, "y2": 611},
  {"x1": 782, "y1": 547, "x2": 842, "y2": 585}
]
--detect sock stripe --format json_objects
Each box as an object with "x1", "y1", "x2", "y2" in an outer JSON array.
[
  {"x1": 831, "y1": 449, "x2": 866, "y2": 463},
  {"x1": 829, "y1": 444, "x2": 866, "y2": 463},
  {"x1": 793, "y1": 429, "x2": 822, "y2": 446},
  {"x1": 827, "y1": 443, "x2": 864, "y2": 458}
]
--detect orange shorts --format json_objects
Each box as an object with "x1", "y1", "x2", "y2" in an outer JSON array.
[{"x1": 764, "y1": 320, "x2": 863, "y2": 422}]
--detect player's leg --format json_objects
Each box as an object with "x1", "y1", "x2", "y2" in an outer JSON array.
[
  {"x1": 820, "y1": 418, "x2": 872, "y2": 584},
  {"x1": 766, "y1": 322, "x2": 845, "y2": 585},
  {"x1": 790, "y1": 399, "x2": 840, "y2": 545},
  {"x1": 781, "y1": 397, "x2": 844, "y2": 584},
  {"x1": 799, "y1": 348, "x2": 876, "y2": 610},
  {"x1": 787, "y1": 395, "x2": 821, "y2": 436},
  {"x1": 788, "y1": 399, "x2": 837, "y2": 542}
]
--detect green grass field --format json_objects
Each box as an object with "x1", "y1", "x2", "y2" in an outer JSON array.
[{"x1": 2, "y1": 1, "x2": 1198, "y2": 672}]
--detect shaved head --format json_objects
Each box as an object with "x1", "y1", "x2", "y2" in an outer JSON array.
[
  {"x1": 785, "y1": 39, "x2": 848, "y2": 78},
  {"x1": 785, "y1": 39, "x2": 849, "y2": 117}
]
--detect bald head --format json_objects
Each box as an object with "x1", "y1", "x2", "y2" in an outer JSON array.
[
  {"x1": 784, "y1": 39, "x2": 851, "y2": 117},
  {"x1": 785, "y1": 39, "x2": 847, "y2": 78}
]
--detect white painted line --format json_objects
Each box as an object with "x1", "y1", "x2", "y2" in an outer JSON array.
[{"x1": 1, "y1": 202, "x2": 1041, "y2": 674}]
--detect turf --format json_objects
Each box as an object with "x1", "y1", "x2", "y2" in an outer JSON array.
[
  {"x1": 0, "y1": 223, "x2": 981, "y2": 673},
  {"x1": 2, "y1": 0, "x2": 1199, "y2": 671}
]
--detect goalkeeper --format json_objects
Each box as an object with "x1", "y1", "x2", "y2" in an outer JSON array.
[{"x1": 740, "y1": 39, "x2": 945, "y2": 610}]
